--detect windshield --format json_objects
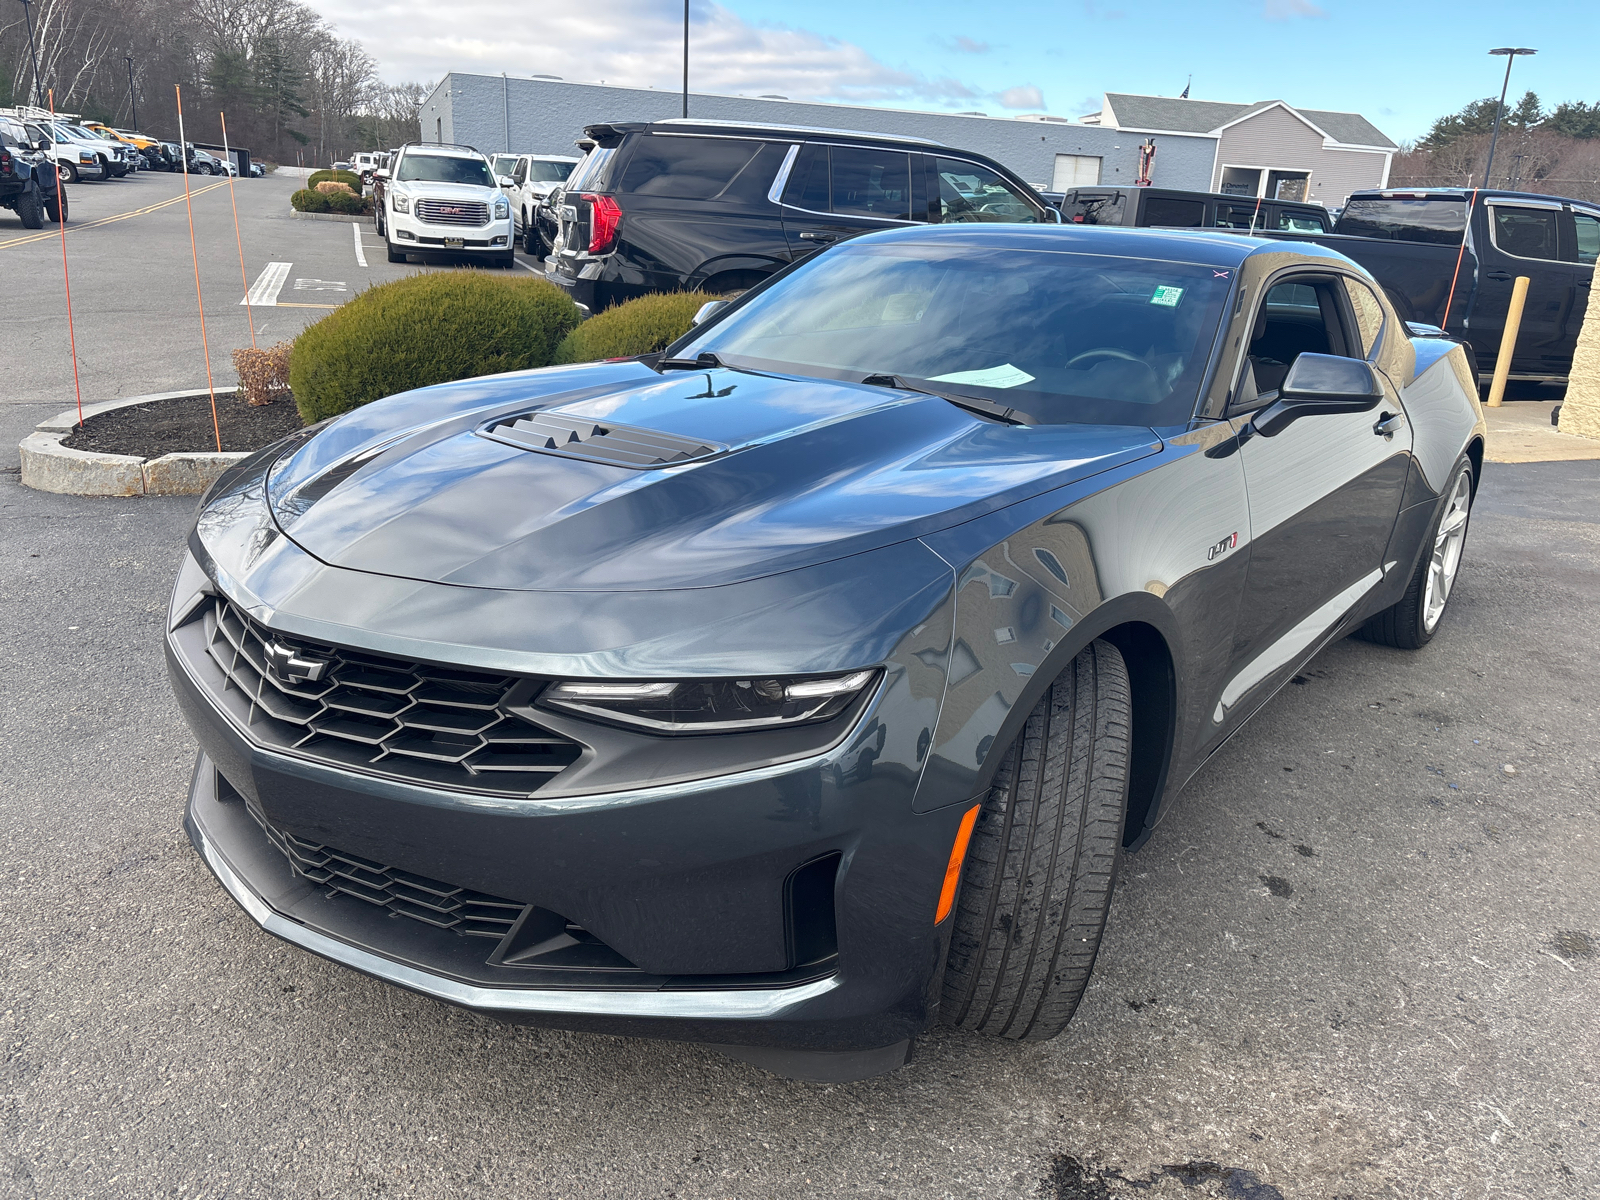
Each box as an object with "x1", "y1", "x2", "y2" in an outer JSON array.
[
  {"x1": 1335, "y1": 198, "x2": 1466, "y2": 245},
  {"x1": 396, "y1": 153, "x2": 494, "y2": 186},
  {"x1": 680, "y1": 241, "x2": 1234, "y2": 427},
  {"x1": 527, "y1": 160, "x2": 573, "y2": 183},
  {"x1": 491, "y1": 154, "x2": 518, "y2": 177}
]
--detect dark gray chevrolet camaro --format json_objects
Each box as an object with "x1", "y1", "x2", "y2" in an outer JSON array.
[{"x1": 167, "y1": 225, "x2": 1485, "y2": 1080}]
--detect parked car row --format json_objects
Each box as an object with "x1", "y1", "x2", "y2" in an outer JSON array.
[{"x1": 0, "y1": 107, "x2": 251, "y2": 185}]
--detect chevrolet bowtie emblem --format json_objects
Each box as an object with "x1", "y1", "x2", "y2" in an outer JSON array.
[{"x1": 264, "y1": 641, "x2": 329, "y2": 684}]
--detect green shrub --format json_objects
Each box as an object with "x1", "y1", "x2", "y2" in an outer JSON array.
[
  {"x1": 325, "y1": 189, "x2": 371, "y2": 215},
  {"x1": 290, "y1": 273, "x2": 581, "y2": 423},
  {"x1": 291, "y1": 187, "x2": 331, "y2": 213},
  {"x1": 553, "y1": 292, "x2": 722, "y2": 364},
  {"x1": 308, "y1": 168, "x2": 362, "y2": 193}
]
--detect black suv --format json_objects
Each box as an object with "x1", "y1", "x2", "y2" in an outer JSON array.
[
  {"x1": 544, "y1": 119, "x2": 1056, "y2": 312},
  {"x1": 0, "y1": 116, "x2": 65, "y2": 228}
]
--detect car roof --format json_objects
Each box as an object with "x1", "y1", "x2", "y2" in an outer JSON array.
[
  {"x1": 399, "y1": 143, "x2": 485, "y2": 160},
  {"x1": 587, "y1": 118, "x2": 945, "y2": 149},
  {"x1": 1064, "y1": 185, "x2": 1327, "y2": 212},
  {"x1": 842, "y1": 222, "x2": 1360, "y2": 271}
]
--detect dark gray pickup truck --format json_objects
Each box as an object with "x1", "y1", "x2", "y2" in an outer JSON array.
[{"x1": 1259, "y1": 189, "x2": 1598, "y2": 384}]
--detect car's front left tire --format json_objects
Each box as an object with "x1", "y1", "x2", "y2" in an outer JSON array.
[
  {"x1": 1358, "y1": 454, "x2": 1474, "y2": 650},
  {"x1": 941, "y1": 639, "x2": 1130, "y2": 1041}
]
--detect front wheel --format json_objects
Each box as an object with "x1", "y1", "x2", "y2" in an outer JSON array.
[
  {"x1": 941, "y1": 639, "x2": 1131, "y2": 1041},
  {"x1": 60, "y1": 162, "x2": 79, "y2": 185},
  {"x1": 386, "y1": 237, "x2": 405, "y2": 264},
  {"x1": 1358, "y1": 455, "x2": 1474, "y2": 649},
  {"x1": 45, "y1": 186, "x2": 67, "y2": 225}
]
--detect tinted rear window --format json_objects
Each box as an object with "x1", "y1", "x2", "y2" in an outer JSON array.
[
  {"x1": 1335, "y1": 198, "x2": 1466, "y2": 244},
  {"x1": 617, "y1": 135, "x2": 765, "y2": 200},
  {"x1": 1061, "y1": 192, "x2": 1127, "y2": 225}
]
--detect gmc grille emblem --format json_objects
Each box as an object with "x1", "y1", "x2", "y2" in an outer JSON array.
[
  {"x1": 264, "y1": 641, "x2": 329, "y2": 684},
  {"x1": 441, "y1": 206, "x2": 464, "y2": 214}
]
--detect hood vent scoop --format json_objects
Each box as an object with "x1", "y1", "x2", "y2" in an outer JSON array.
[{"x1": 479, "y1": 411, "x2": 725, "y2": 469}]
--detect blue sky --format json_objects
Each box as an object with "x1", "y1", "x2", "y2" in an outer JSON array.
[{"x1": 325, "y1": 0, "x2": 1598, "y2": 144}]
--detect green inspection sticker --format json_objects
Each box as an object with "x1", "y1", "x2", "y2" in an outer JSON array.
[{"x1": 1150, "y1": 285, "x2": 1185, "y2": 307}]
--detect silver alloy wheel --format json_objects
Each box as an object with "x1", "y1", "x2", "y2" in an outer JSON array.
[{"x1": 1422, "y1": 472, "x2": 1472, "y2": 632}]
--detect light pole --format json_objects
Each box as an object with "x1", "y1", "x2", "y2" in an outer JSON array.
[
  {"x1": 18, "y1": 0, "x2": 45, "y2": 109},
  {"x1": 125, "y1": 55, "x2": 139, "y2": 130},
  {"x1": 681, "y1": 0, "x2": 689, "y2": 119},
  {"x1": 1484, "y1": 47, "x2": 1535, "y2": 189}
]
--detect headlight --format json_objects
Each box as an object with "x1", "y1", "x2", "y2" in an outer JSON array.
[
  {"x1": 494, "y1": 197, "x2": 510, "y2": 220},
  {"x1": 540, "y1": 670, "x2": 879, "y2": 734},
  {"x1": 391, "y1": 192, "x2": 409, "y2": 214}
]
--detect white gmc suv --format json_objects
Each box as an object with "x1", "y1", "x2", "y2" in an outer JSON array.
[{"x1": 383, "y1": 142, "x2": 515, "y2": 268}]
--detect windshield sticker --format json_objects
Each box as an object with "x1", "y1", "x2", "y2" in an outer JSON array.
[
  {"x1": 1150, "y1": 285, "x2": 1185, "y2": 307},
  {"x1": 931, "y1": 364, "x2": 1037, "y2": 389}
]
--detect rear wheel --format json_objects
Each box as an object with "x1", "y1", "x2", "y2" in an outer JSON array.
[
  {"x1": 44, "y1": 186, "x2": 67, "y2": 225},
  {"x1": 16, "y1": 185, "x2": 44, "y2": 229},
  {"x1": 941, "y1": 640, "x2": 1130, "y2": 1041},
  {"x1": 700, "y1": 269, "x2": 768, "y2": 298},
  {"x1": 1358, "y1": 455, "x2": 1474, "y2": 650}
]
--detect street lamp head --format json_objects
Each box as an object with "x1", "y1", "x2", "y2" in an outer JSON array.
[{"x1": 1489, "y1": 47, "x2": 1537, "y2": 56}]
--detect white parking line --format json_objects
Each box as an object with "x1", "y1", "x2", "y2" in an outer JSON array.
[
  {"x1": 241, "y1": 262, "x2": 291, "y2": 307},
  {"x1": 352, "y1": 221, "x2": 367, "y2": 268},
  {"x1": 513, "y1": 257, "x2": 538, "y2": 273}
]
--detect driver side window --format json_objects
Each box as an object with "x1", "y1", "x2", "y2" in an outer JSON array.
[{"x1": 1234, "y1": 276, "x2": 1357, "y2": 411}]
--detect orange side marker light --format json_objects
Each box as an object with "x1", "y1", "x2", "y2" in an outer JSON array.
[{"x1": 934, "y1": 805, "x2": 981, "y2": 925}]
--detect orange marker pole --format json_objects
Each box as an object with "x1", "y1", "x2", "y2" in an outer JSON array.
[
  {"x1": 1440, "y1": 187, "x2": 1478, "y2": 331},
  {"x1": 176, "y1": 85, "x2": 223, "y2": 452},
  {"x1": 48, "y1": 89, "x2": 84, "y2": 427},
  {"x1": 220, "y1": 111, "x2": 255, "y2": 348}
]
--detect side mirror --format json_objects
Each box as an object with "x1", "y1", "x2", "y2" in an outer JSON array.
[
  {"x1": 692, "y1": 300, "x2": 729, "y2": 326},
  {"x1": 497, "y1": 175, "x2": 516, "y2": 189},
  {"x1": 374, "y1": 168, "x2": 389, "y2": 180},
  {"x1": 1252, "y1": 353, "x2": 1383, "y2": 437}
]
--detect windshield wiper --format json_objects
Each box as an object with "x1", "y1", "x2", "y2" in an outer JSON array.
[
  {"x1": 656, "y1": 352, "x2": 725, "y2": 371},
  {"x1": 860, "y1": 374, "x2": 1034, "y2": 426}
]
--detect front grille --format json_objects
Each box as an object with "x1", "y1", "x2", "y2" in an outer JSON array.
[
  {"x1": 415, "y1": 198, "x2": 489, "y2": 226},
  {"x1": 199, "y1": 598, "x2": 582, "y2": 795},
  {"x1": 251, "y1": 803, "x2": 525, "y2": 938}
]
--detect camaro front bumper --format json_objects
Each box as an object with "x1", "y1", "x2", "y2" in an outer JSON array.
[{"x1": 168, "y1": 599, "x2": 970, "y2": 1069}]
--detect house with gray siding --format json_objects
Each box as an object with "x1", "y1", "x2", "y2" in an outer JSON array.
[
  {"x1": 1082, "y1": 93, "x2": 1396, "y2": 208},
  {"x1": 417, "y1": 73, "x2": 1219, "y2": 195}
]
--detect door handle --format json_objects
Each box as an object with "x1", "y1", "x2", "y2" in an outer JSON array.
[
  {"x1": 1373, "y1": 411, "x2": 1405, "y2": 439},
  {"x1": 798, "y1": 231, "x2": 837, "y2": 242},
  {"x1": 1486, "y1": 270, "x2": 1513, "y2": 281}
]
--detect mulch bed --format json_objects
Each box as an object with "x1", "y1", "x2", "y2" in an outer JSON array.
[{"x1": 60, "y1": 393, "x2": 304, "y2": 458}]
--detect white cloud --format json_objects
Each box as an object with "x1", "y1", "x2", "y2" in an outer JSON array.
[
  {"x1": 1263, "y1": 0, "x2": 1326, "y2": 18},
  {"x1": 948, "y1": 36, "x2": 991, "y2": 54},
  {"x1": 997, "y1": 85, "x2": 1045, "y2": 110},
  {"x1": 314, "y1": 0, "x2": 983, "y2": 105}
]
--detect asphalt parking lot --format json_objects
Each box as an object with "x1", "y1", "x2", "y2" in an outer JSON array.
[{"x1": 3, "y1": 174, "x2": 1598, "y2": 1199}]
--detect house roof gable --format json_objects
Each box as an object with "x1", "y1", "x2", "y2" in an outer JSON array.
[{"x1": 1101, "y1": 93, "x2": 1396, "y2": 150}]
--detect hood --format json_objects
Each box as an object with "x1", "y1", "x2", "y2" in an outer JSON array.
[
  {"x1": 265, "y1": 363, "x2": 1161, "y2": 592},
  {"x1": 392, "y1": 179, "x2": 498, "y2": 201}
]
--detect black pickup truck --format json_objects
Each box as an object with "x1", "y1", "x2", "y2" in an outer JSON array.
[
  {"x1": 1257, "y1": 189, "x2": 1598, "y2": 384},
  {"x1": 0, "y1": 114, "x2": 66, "y2": 228}
]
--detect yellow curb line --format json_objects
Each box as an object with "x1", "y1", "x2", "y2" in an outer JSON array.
[{"x1": 0, "y1": 178, "x2": 233, "y2": 249}]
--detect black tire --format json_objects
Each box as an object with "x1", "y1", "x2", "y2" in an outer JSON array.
[
  {"x1": 375, "y1": 206, "x2": 384, "y2": 236},
  {"x1": 386, "y1": 238, "x2": 405, "y2": 264},
  {"x1": 45, "y1": 186, "x2": 67, "y2": 225},
  {"x1": 16, "y1": 185, "x2": 44, "y2": 229},
  {"x1": 1357, "y1": 454, "x2": 1474, "y2": 650},
  {"x1": 941, "y1": 640, "x2": 1131, "y2": 1041},
  {"x1": 522, "y1": 210, "x2": 539, "y2": 254},
  {"x1": 701, "y1": 269, "x2": 767, "y2": 299},
  {"x1": 498, "y1": 249, "x2": 517, "y2": 270}
]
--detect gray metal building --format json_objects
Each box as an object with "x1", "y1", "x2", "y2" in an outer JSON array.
[{"x1": 417, "y1": 73, "x2": 1220, "y2": 193}]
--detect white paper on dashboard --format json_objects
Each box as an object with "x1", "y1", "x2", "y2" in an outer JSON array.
[{"x1": 929, "y1": 363, "x2": 1036, "y2": 389}]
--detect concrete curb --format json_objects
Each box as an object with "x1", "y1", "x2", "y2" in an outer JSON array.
[
  {"x1": 20, "y1": 390, "x2": 252, "y2": 497},
  {"x1": 289, "y1": 209, "x2": 368, "y2": 223}
]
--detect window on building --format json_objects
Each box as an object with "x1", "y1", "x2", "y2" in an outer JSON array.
[{"x1": 1051, "y1": 154, "x2": 1101, "y2": 190}]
